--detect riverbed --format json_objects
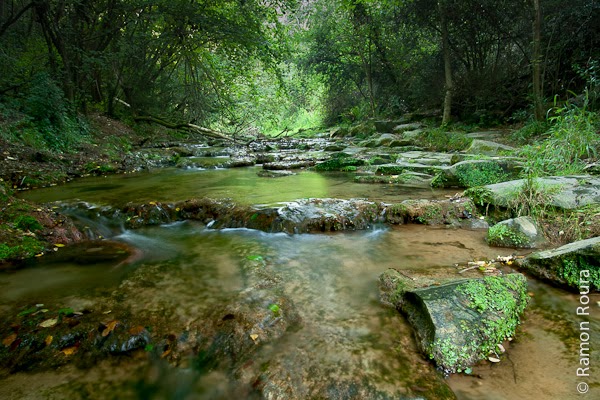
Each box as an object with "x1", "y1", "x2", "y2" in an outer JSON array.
[{"x1": 2, "y1": 165, "x2": 599, "y2": 399}]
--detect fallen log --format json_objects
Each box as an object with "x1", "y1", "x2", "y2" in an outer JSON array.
[{"x1": 133, "y1": 115, "x2": 235, "y2": 142}]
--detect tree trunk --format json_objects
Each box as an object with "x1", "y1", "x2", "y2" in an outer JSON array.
[
  {"x1": 439, "y1": 1, "x2": 453, "y2": 125},
  {"x1": 532, "y1": 0, "x2": 544, "y2": 121}
]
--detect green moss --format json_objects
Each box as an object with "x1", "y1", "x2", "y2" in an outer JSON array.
[
  {"x1": 487, "y1": 223, "x2": 529, "y2": 247},
  {"x1": 14, "y1": 215, "x2": 43, "y2": 232},
  {"x1": 314, "y1": 156, "x2": 365, "y2": 171},
  {"x1": 560, "y1": 257, "x2": 600, "y2": 290},
  {"x1": 460, "y1": 275, "x2": 527, "y2": 355},
  {"x1": 0, "y1": 236, "x2": 45, "y2": 261},
  {"x1": 455, "y1": 162, "x2": 508, "y2": 188},
  {"x1": 375, "y1": 165, "x2": 404, "y2": 175}
]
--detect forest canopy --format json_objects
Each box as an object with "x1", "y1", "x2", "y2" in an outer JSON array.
[{"x1": 0, "y1": 0, "x2": 598, "y2": 143}]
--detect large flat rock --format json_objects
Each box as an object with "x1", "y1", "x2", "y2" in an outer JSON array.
[{"x1": 484, "y1": 176, "x2": 600, "y2": 210}]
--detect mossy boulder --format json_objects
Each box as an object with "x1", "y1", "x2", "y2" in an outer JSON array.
[
  {"x1": 432, "y1": 159, "x2": 521, "y2": 188},
  {"x1": 486, "y1": 216, "x2": 548, "y2": 249},
  {"x1": 379, "y1": 270, "x2": 529, "y2": 374},
  {"x1": 313, "y1": 155, "x2": 365, "y2": 172},
  {"x1": 517, "y1": 236, "x2": 600, "y2": 291},
  {"x1": 385, "y1": 198, "x2": 477, "y2": 225}
]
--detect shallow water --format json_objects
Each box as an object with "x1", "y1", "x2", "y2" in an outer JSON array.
[
  {"x1": 19, "y1": 166, "x2": 452, "y2": 206},
  {"x1": 4, "y1": 167, "x2": 600, "y2": 399}
]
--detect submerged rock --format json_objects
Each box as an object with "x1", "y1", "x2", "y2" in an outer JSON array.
[
  {"x1": 257, "y1": 170, "x2": 297, "y2": 178},
  {"x1": 517, "y1": 236, "x2": 600, "y2": 291},
  {"x1": 379, "y1": 270, "x2": 529, "y2": 374},
  {"x1": 486, "y1": 216, "x2": 548, "y2": 249}
]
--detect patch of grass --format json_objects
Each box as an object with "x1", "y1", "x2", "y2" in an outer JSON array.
[
  {"x1": 421, "y1": 127, "x2": 473, "y2": 152},
  {"x1": 506, "y1": 177, "x2": 561, "y2": 219},
  {"x1": 518, "y1": 101, "x2": 599, "y2": 177}
]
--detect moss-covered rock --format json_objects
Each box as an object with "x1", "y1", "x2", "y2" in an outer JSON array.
[
  {"x1": 379, "y1": 270, "x2": 529, "y2": 374},
  {"x1": 518, "y1": 236, "x2": 600, "y2": 291},
  {"x1": 432, "y1": 159, "x2": 521, "y2": 189},
  {"x1": 0, "y1": 184, "x2": 85, "y2": 264},
  {"x1": 385, "y1": 198, "x2": 477, "y2": 225},
  {"x1": 313, "y1": 155, "x2": 365, "y2": 171},
  {"x1": 486, "y1": 216, "x2": 548, "y2": 249}
]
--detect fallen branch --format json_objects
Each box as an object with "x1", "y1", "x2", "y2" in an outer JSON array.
[{"x1": 133, "y1": 115, "x2": 235, "y2": 142}]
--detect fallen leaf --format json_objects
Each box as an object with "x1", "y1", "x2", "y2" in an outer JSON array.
[
  {"x1": 2, "y1": 333, "x2": 17, "y2": 347},
  {"x1": 55, "y1": 243, "x2": 65, "y2": 248},
  {"x1": 250, "y1": 334, "x2": 259, "y2": 343},
  {"x1": 45, "y1": 336, "x2": 53, "y2": 346},
  {"x1": 497, "y1": 343, "x2": 506, "y2": 353},
  {"x1": 488, "y1": 357, "x2": 501, "y2": 363},
  {"x1": 39, "y1": 318, "x2": 58, "y2": 328},
  {"x1": 61, "y1": 347, "x2": 77, "y2": 356},
  {"x1": 161, "y1": 349, "x2": 172, "y2": 358},
  {"x1": 128, "y1": 326, "x2": 145, "y2": 335},
  {"x1": 102, "y1": 310, "x2": 112, "y2": 314},
  {"x1": 102, "y1": 320, "x2": 119, "y2": 337}
]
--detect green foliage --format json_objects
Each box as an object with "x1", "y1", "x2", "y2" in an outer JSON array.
[
  {"x1": 455, "y1": 162, "x2": 508, "y2": 188},
  {"x1": 14, "y1": 215, "x2": 43, "y2": 232},
  {"x1": 486, "y1": 224, "x2": 528, "y2": 247},
  {"x1": 560, "y1": 257, "x2": 600, "y2": 290},
  {"x1": 457, "y1": 275, "x2": 528, "y2": 357},
  {"x1": 509, "y1": 119, "x2": 550, "y2": 145},
  {"x1": 519, "y1": 102, "x2": 599, "y2": 177},
  {"x1": 464, "y1": 187, "x2": 494, "y2": 207},
  {"x1": 420, "y1": 128, "x2": 473, "y2": 152},
  {"x1": 506, "y1": 177, "x2": 560, "y2": 219},
  {"x1": 0, "y1": 236, "x2": 45, "y2": 261}
]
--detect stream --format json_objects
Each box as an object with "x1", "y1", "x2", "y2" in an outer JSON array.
[{"x1": 2, "y1": 166, "x2": 599, "y2": 399}]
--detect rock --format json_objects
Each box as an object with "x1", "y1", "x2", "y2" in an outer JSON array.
[
  {"x1": 355, "y1": 172, "x2": 433, "y2": 186},
  {"x1": 257, "y1": 170, "x2": 297, "y2": 178},
  {"x1": 432, "y1": 159, "x2": 522, "y2": 188},
  {"x1": 487, "y1": 216, "x2": 548, "y2": 248},
  {"x1": 518, "y1": 236, "x2": 600, "y2": 291},
  {"x1": 324, "y1": 143, "x2": 346, "y2": 152},
  {"x1": 460, "y1": 218, "x2": 490, "y2": 230},
  {"x1": 377, "y1": 162, "x2": 444, "y2": 176},
  {"x1": 392, "y1": 122, "x2": 423, "y2": 134},
  {"x1": 465, "y1": 139, "x2": 515, "y2": 156},
  {"x1": 584, "y1": 162, "x2": 600, "y2": 175},
  {"x1": 375, "y1": 119, "x2": 408, "y2": 132},
  {"x1": 263, "y1": 160, "x2": 315, "y2": 170},
  {"x1": 379, "y1": 270, "x2": 529, "y2": 374},
  {"x1": 396, "y1": 151, "x2": 453, "y2": 166},
  {"x1": 373, "y1": 133, "x2": 401, "y2": 147},
  {"x1": 384, "y1": 198, "x2": 477, "y2": 225},
  {"x1": 314, "y1": 156, "x2": 365, "y2": 172},
  {"x1": 483, "y1": 176, "x2": 600, "y2": 210},
  {"x1": 465, "y1": 130, "x2": 505, "y2": 141},
  {"x1": 224, "y1": 156, "x2": 256, "y2": 168}
]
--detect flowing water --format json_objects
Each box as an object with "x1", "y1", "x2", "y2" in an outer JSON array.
[{"x1": 2, "y1": 167, "x2": 599, "y2": 399}]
